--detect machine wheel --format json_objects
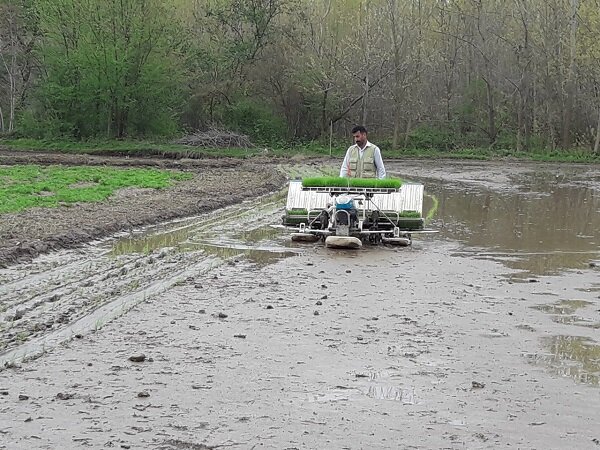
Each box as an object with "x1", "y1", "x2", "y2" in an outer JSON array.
[{"x1": 325, "y1": 236, "x2": 362, "y2": 249}]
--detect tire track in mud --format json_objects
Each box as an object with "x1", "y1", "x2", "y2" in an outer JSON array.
[{"x1": 0, "y1": 190, "x2": 295, "y2": 368}]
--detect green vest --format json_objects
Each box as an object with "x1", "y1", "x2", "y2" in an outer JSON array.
[{"x1": 348, "y1": 145, "x2": 376, "y2": 178}]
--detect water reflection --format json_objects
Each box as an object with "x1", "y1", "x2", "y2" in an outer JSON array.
[
  {"x1": 111, "y1": 226, "x2": 193, "y2": 255},
  {"x1": 533, "y1": 299, "x2": 592, "y2": 315},
  {"x1": 109, "y1": 192, "x2": 294, "y2": 266},
  {"x1": 184, "y1": 242, "x2": 296, "y2": 266},
  {"x1": 526, "y1": 335, "x2": 600, "y2": 386},
  {"x1": 365, "y1": 384, "x2": 416, "y2": 403},
  {"x1": 532, "y1": 299, "x2": 600, "y2": 329},
  {"x1": 423, "y1": 170, "x2": 599, "y2": 276}
]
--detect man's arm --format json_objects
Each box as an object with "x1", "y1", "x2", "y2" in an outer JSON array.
[
  {"x1": 340, "y1": 148, "x2": 352, "y2": 177},
  {"x1": 373, "y1": 146, "x2": 386, "y2": 179}
]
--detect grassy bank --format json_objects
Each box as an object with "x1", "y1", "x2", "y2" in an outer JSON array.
[
  {"x1": 1, "y1": 137, "x2": 599, "y2": 163},
  {"x1": 0, "y1": 165, "x2": 191, "y2": 214},
  {"x1": 0, "y1": 138, "x2": 264, "y2": 159}
]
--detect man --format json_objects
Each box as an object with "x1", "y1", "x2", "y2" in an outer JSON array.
[{"x1": 339, "y1": 125, "x2": 386, "y2": 179}]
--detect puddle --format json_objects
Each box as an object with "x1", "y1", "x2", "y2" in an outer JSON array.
[
  {"x1": 525, "y1": 335, "x2": 600, "y2": 386},
  {"x1": 532, "y1": 299, "x2": 593, "y2": 315},
  {"x1": 549, "y1": 315, "x2": 600, "y2": 329},
  {"x1": 182, "y1": 242, "x2": 297, "y2": 266},
  {"x1": 236, "y1": 226, "x2": 282, "y2": 243},
  {"x1": 306, "y1": 383, "x2": 417, "y2": 404},
  {"x1": 419, "y1": 169, "x2": 600, "y2": 276},
  {"x1": 352, "y1": 369, "x2": 418, "y2": 403},
  {"x1": 532, "y1": 299, "x2": 600, "y2": 329},
  {"x1": 109, "y1": 191, "x2": 297, "y2": 266},
  {"x1": 365, "y1": 384, "x2": 416, "y2": 403}
]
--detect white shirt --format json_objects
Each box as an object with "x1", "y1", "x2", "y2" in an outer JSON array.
[{"x1": 339, "y1": 141, "x2": 386, "y2": 179}]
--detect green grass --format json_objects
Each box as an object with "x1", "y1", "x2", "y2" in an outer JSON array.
[
  {"x1": 302, "y1": 176, "x2": 402, "y2": 189},
  {"x1": 398, "y1": 210, "x2": 422, "y2": 218},
  {"x1": 1, "y1": 138, "x2": 263, "y2": 159},
  {"x1": 286, "y1": 209, "x2": 310, "y2": 215},
  {"x1": 0, "y1": 165, "x2": 192, "y2": 214},
  {"x1": 2, "y1": 137, "x2": 599, "y2": 163},
  {"x1": 424, "y1": 193, "x2": 439, "y2": 223}
]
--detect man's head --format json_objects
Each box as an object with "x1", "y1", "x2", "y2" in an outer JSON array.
[{"x1": 351, "y1": 125, "x2": 368, "y2": 148}]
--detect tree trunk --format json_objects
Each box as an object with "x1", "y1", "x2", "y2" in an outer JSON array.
[
  {"x1": 321, "y1": 87, "x2": 329, "y2": 136},
  {"x1": 9, "y1": 48, "x2": 16, "y2": 132},
  {"x1": 594, "y1": 108, "x2": 600, "y2": 154},
  {"x1": 403, "y1": 117, "x2": 412, "y2": 147},
  {"x1": 361, "y1": 73, "x2": 369, "y2": 126},
  {"x1": 516, "y1": 96, "x2": 523, "y2": 152},
  {"x1": 389, "y1": 0, "x2": 400, "y2": 149},
  {"x1": 483, "y1": 76, "x2": 496, "y2": 144},
  {"x1": 360, "y1": 0, "x2": 370, "y2": 126},
  {"x1": 392, "y1": 117, "x2": 401, "y2": 150},
  {"x1": 561, "y1": 0, "x2": 579, "y2": 149}
]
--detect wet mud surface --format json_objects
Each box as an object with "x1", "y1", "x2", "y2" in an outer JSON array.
[{"x1": 1, "y1": 156, "x2": 599, "y2": 449}]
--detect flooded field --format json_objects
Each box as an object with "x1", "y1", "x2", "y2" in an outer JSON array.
[
  {"x1": 423, "y1": 168, "x2": 599, "y2": 277},
  {"x1": 0, "y1": 159, "x2": 599, "y2": 449}
]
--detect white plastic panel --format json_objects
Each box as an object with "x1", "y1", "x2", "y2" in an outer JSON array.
[{"x1": 285, "y1": 181, "x2": 423, "y2": 214}]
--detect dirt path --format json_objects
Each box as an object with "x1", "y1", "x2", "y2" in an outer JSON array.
[{"x1": 0, "y1": 155, "x2": 599, "y2": 449}]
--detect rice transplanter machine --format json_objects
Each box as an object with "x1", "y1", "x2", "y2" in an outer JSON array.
[{"x1": 279, "y1": 178, "x2": 435, "y2": 249}]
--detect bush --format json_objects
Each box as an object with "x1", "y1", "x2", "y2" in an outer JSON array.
[
  {"x1": 222, "y1": 99, "x2": 287, "y2": 144},
  {"x1": 405, "y1": 125, "x2": 456, "y2": 151},
  {"x1": 18, "y1": 109, "x2": 74, "y2": 139}
]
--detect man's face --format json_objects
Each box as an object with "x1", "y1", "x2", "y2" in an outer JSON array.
[{"x1": 353, "y1": 131, "x2": 367, "y2": 148}]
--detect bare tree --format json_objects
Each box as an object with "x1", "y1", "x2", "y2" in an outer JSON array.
[{"x1": 0, "y1": 1, "x2": 35, "y2": 133}]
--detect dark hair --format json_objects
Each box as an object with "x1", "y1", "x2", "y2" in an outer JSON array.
[{"x1": 351, "y1": 125, "x2": 367, "y2": 134}]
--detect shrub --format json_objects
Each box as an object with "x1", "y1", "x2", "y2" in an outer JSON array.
[
  {"x1": 222, "y1": 99, "x2": 287, "y2": 144},
  {"x1": 405, "y1": 125, "x2": 456, "y2": 151}
]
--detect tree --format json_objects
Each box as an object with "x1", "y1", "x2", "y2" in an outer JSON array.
[
  {"x1": 34, "y1": 0, "x2": 185, "y2": 138},
  {"x1": 0, "y1": 0, "x2": 37, "y2": 133},
  {"x1": 577, "y1": 0, "x2": 600, "y2": 153}
]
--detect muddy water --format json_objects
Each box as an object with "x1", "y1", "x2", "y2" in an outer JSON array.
[
  {"x1": 419, "y1": 170, "x2": 599, "y2": 277},
  {"x1": 389, "y1": 160, "x2": 600, "y2": 390},
  {"x1": 109, "y1": 191, "x2": 297, "y2": 266}
]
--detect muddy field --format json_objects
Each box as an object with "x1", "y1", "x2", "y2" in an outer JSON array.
[
  {"x1": 0, "y1": 150, "x2": 290, "y2": 266},
  {"x1": 0, "y1": 153, "x2": 599, "y2": 449}
]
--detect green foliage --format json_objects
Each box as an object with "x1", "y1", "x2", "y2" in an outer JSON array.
[
  {"x1": 1, "y1": 138, "x2": 264, "y2": 158},
  {"x1": 302, "y1": 177, "x2": 402, "y2": 189},
  {"x1": 456, "y1": 79, "x2": 488, "y2": 131},
  {"x1": 404, "y1": 126, "x2": 457, "y2": 151},
  {"x1": 0, "y1": 165, "x2": 191, "y2": 214},
  {"x1": 286, "y1": 209, "x2": 313, "y2": 216},
  {"x1": 398, "y1": 210, "x2": 421, "y2": 218},
  {"x1": 30, "y1": 0, "x2": 185, "y2": 139},
  {"x1": 424, "y1": 193, "x2": 439, "y2": 223},
  {"x1": 221, "y1": 99, "x2": 287, "y2": 144}
]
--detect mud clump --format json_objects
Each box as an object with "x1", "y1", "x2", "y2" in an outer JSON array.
[{"x1": 128, "y1": 354, "x2": 146, "y2": 363}]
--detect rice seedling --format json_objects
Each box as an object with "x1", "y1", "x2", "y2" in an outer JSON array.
[{"x1": 302, "y1": 177, "x2": 402, "y2": 189}]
